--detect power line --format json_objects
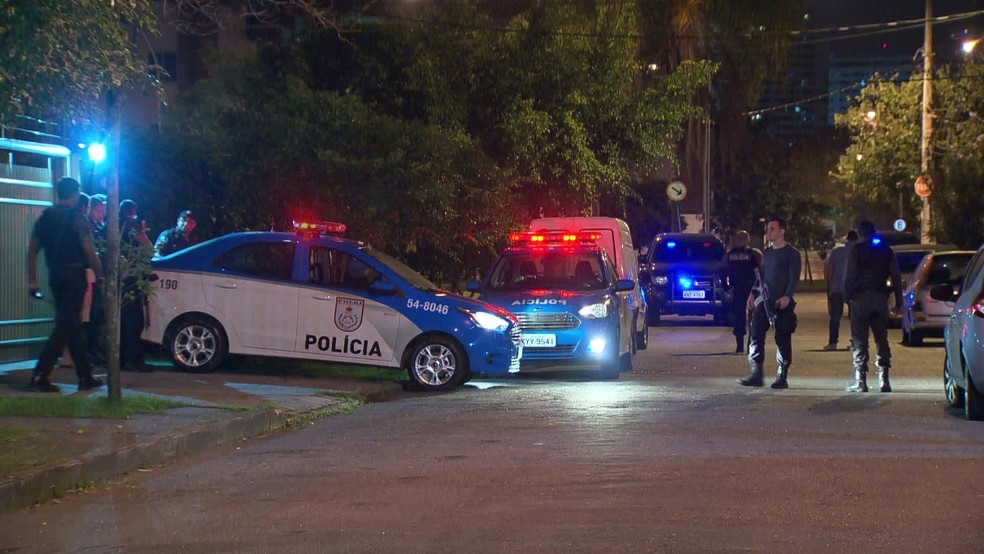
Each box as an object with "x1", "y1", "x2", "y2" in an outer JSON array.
[{"x1": 372, "y1": 9, "x2": 984, "y2": 44}]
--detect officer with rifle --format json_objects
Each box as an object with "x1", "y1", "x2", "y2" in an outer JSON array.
[{"x1": 739, "y1": 217, "x2": 801, "y2": 389}]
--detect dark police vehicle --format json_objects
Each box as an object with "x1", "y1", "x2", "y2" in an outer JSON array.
[{"x1": 639, "y1": 233, "x2": 727, "y2": 325}]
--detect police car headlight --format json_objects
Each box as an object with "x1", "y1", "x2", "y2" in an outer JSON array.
[
  {"x1": 579, "y1": 302, "x2": 608, "y2": 319},
  {"x1": 655, "y1": 275, "x2": 669, "y2": 285},
  {"x1": 460, "y1": 308, "x2": 510, "y2": 332}
]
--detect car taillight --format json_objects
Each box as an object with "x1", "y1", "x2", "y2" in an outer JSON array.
[{"x1": 972, "y1": 291, "x2": 984, "y2": 319}]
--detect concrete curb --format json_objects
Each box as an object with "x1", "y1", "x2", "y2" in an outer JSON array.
[
  {"x1": 0, "y1": 408, "x2": 287, "y2": 513},
  {"x1": 0, "y1": 380, "x2": 403, "y2": 513}
]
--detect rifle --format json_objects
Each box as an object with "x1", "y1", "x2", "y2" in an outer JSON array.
[{"x1": 753, "y1": 267, "x2": 777, "y2": 328}]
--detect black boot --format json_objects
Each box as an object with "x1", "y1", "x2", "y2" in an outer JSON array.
[
  {"x1": 771, "y1": 366, "x2": 789, "y2": 389},
  {"x1": 878, "y1": 367, "x2": 892, "y2": 393},
  {"x1": 845, "y1": 370, "x2": 868, "y2": 393},
  {"x1": 735, "y1": 335, "x2": 744, "y2": 354},
  {"x1": 739, "y1": 364, "x2": 764, "y2": 387}
]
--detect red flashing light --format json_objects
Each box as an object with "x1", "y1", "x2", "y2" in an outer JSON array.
[
  {"x1": 293, "y1": 220, "x2": 347, "y2": 237},
  {"x1": 703, "y1": 242, "x2": 712, "y2": 248},
  {"x1": 509, "y1": 230, "x2": 600, "y2": 246}
]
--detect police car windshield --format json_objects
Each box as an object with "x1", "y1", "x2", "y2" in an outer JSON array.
[
  {"x1": 361, "y1": 247, "x2": 439, "y2": 291},
  {"x1": 652, "y1": 240, "x2": 724, "y2": 263},
  {"x1": 486, "y1": 251, "x2": 609, "y2": 292}
]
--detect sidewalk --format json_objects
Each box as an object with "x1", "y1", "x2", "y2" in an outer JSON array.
[{"x1": 0, "y1": 360, "x2": 402, "y2": 513}]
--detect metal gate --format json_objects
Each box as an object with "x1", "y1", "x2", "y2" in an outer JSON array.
[{"x1": 0, "y1": 129, "x2": 73, "y2": 363}]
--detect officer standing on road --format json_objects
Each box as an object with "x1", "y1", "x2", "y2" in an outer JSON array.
[
  {"x1": 822, "y1": 230, "x2": 858, "y2": 351},
  {"x1": 26, "y1": 177, "x2": 106, "y2": 392},
  {"x1": 722, "y1": 230, "x2": 761, "y2": 353},
  {"x1": 740, "y1": 217, "x2": 801, "y2": 389},
  {"x1": 843, "y1": 221, "x2": 903, "y2": 393}
]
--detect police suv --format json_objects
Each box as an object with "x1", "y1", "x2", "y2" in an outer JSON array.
[
  {"x1": 142, "y1": 221, "x2": 522, "y2": 391},
  {"x1": 466, "y1": 230, "x2": 639, "y2": 378}
]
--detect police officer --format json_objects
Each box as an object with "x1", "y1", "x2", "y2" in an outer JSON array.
[
  {"x1": 739, "y1": 217, "x2": 801, "y2": 389},
  {"x1": 119, "y1": 199, "x2": 154, "y2": 372},
  {"x1": 154, "y1": 210, "x2": 199, "y2": 257},
  {"x1": 843, "y1": 221, "x2": 903, "y2": 393},
  {"x1": 822, "y1": 230, "x2": 858, "y2": 351},
  {"x1": 722, "y1": 230, "x2": 761, "y2": 353},
  {"x1": 27, "y1": 177, "x2": 105, "y2": 392}
]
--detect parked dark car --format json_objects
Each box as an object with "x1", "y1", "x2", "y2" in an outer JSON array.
[
  {"x1": 877, "y1": 230, "x2": 920, "y2": 246},
  {"x1": 639, "y1": 233, "x2": 727, "y2": 325}
]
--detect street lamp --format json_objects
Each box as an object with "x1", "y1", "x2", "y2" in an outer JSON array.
[
  {"x1": 962, "y1": 38, "x2": 980, "y2": 54},
  {"x1": 87, "y1": 143, "x2": 106, "y2": 164}
]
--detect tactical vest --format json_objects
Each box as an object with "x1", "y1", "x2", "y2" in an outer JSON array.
[
  {"x1": 726, "y1": 246, "x2": 758, "y2": 288},
  {"x1": 851, "y1": 240, "x2": 893, "y2": 295}
]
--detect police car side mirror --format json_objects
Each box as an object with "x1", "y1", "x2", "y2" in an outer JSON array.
[
  {"x1": 614, "y1": 279, "x2": 635, "y2": 293},
  {"x1": 465, "y1": 280, "x2": 482, "y2": 294},
  {"x1": 370, "y1": 280, "x2": 398, "y2": 295},
  {"x1": 929, "y1": 283, "x2": 955, "y2": 302}
]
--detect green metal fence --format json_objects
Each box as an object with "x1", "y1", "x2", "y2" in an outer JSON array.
[{"x1": 0, "y1": 137, "x2": 72, "y2": 363}]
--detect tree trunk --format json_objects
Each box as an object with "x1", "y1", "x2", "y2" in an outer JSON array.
[{"x1": 103, "y1": 91, "x2": 124, "y2": 403}]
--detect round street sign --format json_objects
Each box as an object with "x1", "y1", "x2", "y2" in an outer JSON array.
[
  {"x1": 914, "y1": 176, "x2": 931, "y2": 198},
  {"x1": 666, "y1": 180, "x2": 687, "y2": 202},
  {"x1": 893, "y1": 219, "x2": 906, "y2": 232}
]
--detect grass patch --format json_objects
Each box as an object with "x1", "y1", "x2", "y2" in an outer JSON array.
[
  {"x1": 0, "y1": 426, "x2": 48, "y2": 476},
  {"x1": 0, "y1": 395, "x2": 187, "y2": 418}
]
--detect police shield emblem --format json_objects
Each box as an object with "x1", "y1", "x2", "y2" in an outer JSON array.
[{"x1": 335, "y1": 297, "x2": 364, "y2": 332}]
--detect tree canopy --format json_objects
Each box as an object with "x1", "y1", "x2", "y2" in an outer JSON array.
[
  {"x1": 131, "y1": 0, "x2": 714, "y2": 286},
  {"x1": 833, "y1": 64, "x2": 984, "y2": 248}
]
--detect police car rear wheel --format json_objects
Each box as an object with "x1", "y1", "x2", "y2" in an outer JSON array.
[
  {"x1": 406, "y1": 336, "x2": 467, "y2": 391},
  {"x1": 168, "y1": 317, "x2": 226, "y2": 374}
]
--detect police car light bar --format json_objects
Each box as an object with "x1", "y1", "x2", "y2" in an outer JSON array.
[
  {"x1": 509, "y1": 230, "x2": 600, "y2": 246},
  {"x1": 293, "y1": 220, "x2": 347, "y2": 237}
]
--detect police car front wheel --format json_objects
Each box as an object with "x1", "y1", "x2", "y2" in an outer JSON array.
[
  {"x1": 167, "y1": 316, "x2": 227, "y2": 374},
  {"x1": 405, "y1": 336, "x2": 468, "y2": 391}
]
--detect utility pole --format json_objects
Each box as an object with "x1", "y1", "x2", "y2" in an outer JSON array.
[{"x1": 919, "y1": 0, "x2": 933, "y2": 244}]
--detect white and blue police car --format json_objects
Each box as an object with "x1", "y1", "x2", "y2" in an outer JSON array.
[
  {"x1": 142, "y1": 221, "x2": 522, "y2": 391},
  {"x1": 466, "y1": 230, "x2": 637, "y2": 379}
]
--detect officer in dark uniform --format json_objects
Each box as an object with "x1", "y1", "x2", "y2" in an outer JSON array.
[
  {"x1": 119, "y1": 199, "x2": 154, "y2": 372},
  {"x1": 154, "y1": 210, "x2": 199, "y2": 257},
  {"x1": 27, "y1": 177, "x2": 106, "y2": 392},
  {"x1": 843, "y1": 220, "x2": 903, "y2": 393},
  {"x1": 722, "y1": 230, "x2": 761, "y2": 353}
]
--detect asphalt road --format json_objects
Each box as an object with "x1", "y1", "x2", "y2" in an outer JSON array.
[{"x1": 3, "y1": 292, "x2": 983, "y2": 553}]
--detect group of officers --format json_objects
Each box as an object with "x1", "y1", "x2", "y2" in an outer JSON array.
[
  {"x1": 26, "y1": 177, "x2": 199, "y2": 393},
  {"x1": 721, "y1": 218, "x2": 903, "y2": 393},
  {"x1": 26, "y1": 180, "x2": 902, "y2": 394}
]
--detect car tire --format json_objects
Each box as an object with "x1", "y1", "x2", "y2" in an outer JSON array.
[
  {"x1": 635, "y1": 313, "x2": 649, "y2": 351},
  {"x1": 600, "y1": 333, "x2": 622, "y2": 379},
  {"x1": 166, "y1": 316, "x2": 227, "y2": 374},
  {"x1": 405, "y1": 335, "x2": 468, "y2": 392},
  {"x1": 944, "y1": 353, "x2": 965, "y2": 409},
  {"x1": 647, "y1": 309, "x2": 661, "y2": 327},
  {"x1": 965, "y1": 368, "x2": 984, "y2": 421}
]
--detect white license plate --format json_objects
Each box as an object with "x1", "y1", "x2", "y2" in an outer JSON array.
[
  {"x1": 522, "y1": 334, "x2": 557, "y2": 348},
  {"x1": 682, "y1": 290, "x2": 706, "y2": 299}
]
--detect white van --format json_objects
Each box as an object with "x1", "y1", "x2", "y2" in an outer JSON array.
[{"x1": 528, "y1": 217, "x2": 649, "y2": 351}]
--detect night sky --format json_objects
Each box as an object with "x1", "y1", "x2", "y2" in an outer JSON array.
[{"x1": 805, "y1": 0, "x2": 983, "y2": 58}]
